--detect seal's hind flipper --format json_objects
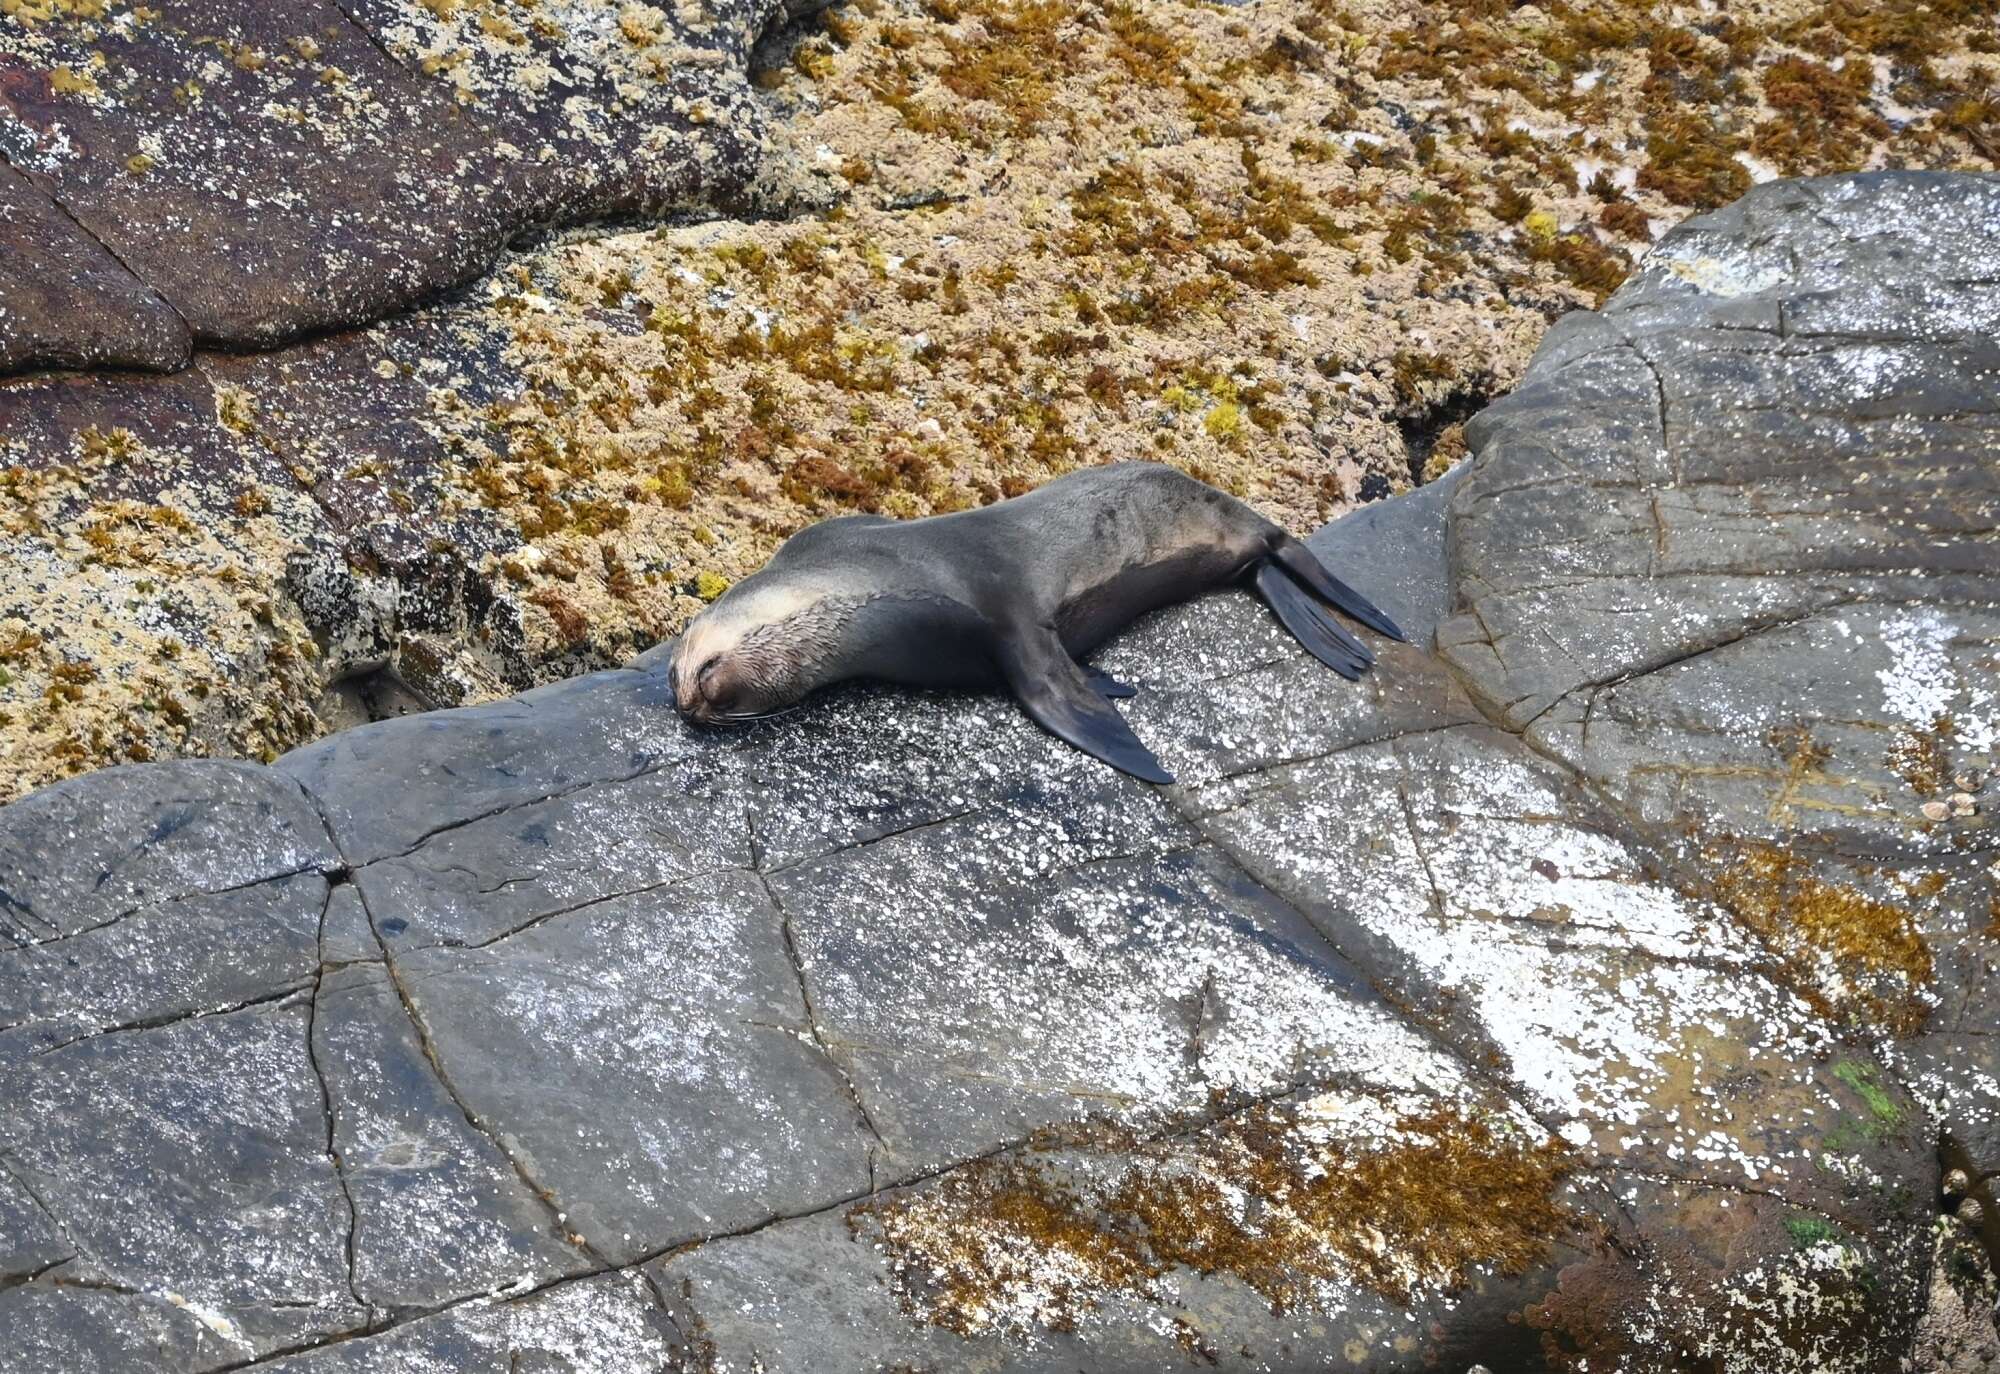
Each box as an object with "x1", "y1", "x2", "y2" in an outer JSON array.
[
  {"x1": 997, "y1": 627, "x2": 1172, "y2": 784},
  {"x1": 1254, "y1": 561, "x2": 1372, "y2": 680},
  {"x1": 1082, "y1": 664, "x2": 1138, "y2": 699},
  {"x1": 1271, "y1": 539, "x2": 1406, "y2": 642}
]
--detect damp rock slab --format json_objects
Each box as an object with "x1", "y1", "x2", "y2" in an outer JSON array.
[
  {"x1": 0, "y1": 168, "x2": 189, "y2": 374},
  {"x1": 1, "y1": 172, "x2": 1997, "y2": 1371}
]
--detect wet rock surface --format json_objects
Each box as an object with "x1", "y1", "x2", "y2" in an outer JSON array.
[{"x1": 1, "y1": 171, "x2": 1997, "y2": 1371}]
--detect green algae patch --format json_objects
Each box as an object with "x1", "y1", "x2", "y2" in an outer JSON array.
[
  {"x1": 1831, "y1": 1059, "x2": 1904, "y2": 1137},
  {"x1": 851, "y1": 1098, "x2": 1578, "y2": 1337}
]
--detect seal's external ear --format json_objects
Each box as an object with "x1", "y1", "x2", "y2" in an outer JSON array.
[
  {"x1": 995, "y1": 624, "x2": 1173, "y2": 784},
  {"x1": 1270, "y1": 538, "x2": 1407, "y2": 642}
]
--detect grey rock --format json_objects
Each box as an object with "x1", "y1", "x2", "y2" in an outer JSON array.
[
  {"x1": 654, "y1": 1111, "x2": 1606, "y2": 1374},
  {"x1": 0, "y1": 1284, "x2": 229, "y2": 1374},
  {"x1": 352, "y1": 758, "x2": 752, "y2": 952},
  {"x1": 0, "y1": 1154, "x2": 70, "y2": 1279},
  {"x1": 311, "y1": 962, "x2": 590, "y2": 1309},
  {"x1": 240, "y1": 1271, "x2": 681, "y2": 1374},
  {"x1": 770, "y1": 829, "x2": 1407, "y2": 1177},
  {"x1": 383, "y1": 868, "x2": 874, "y2": 1265},
  {"x1": 1440, "y1": 171, "x2": 2000, "y2": 1198},
  {"x1": 0, "y1": 996, "x2": 367, "y2": 1361},
  {"x1": 0, "y1": 760, "x2": 337, "y2": 946},
  {"x1": 4, "y1": 173, "x2": 1998, "y2": 1371},
  {"x1": 276, "y1": 668, "x2": 725, "y2": 868},
  {"x1": 0, "y1": 871, "x2": 325, "y2": 1054},
  {"x1": 318, "y1": 884, "x2": 382, "y2": 970}
]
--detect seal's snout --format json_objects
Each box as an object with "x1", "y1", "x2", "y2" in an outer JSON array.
[
  {"x1": 673, "y1": 674, "x2": 714, "y2": 726},
  {"x1": 669, "y1": 648, "x2": 706, "y2": 724}
]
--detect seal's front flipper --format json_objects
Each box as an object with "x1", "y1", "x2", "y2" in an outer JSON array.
[
  {"x1": 1082, "y1": 664, "x2": 1138, "y2": 699},
  {"x1": 1271, "y1": 538, "x2": 1406, "y2": 642},
  {"x1": 997, "y1": 627, "x2": 1172, "y2": 784},
  {"x1": 1254, "y1": 561, "x2": 1371, "y2": 680}
]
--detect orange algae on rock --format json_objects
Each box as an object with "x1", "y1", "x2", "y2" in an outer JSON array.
[
  {"x1": 851, "y1": 1098, "x2": 1579, "y2": 1337},
  {"x1": 1711, "y1": 839, "x2": 1936, "y2": 1035}
]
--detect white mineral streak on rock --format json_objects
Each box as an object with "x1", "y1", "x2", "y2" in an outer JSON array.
[
  {"x1": 1657, "y1": 245, "x2": 1789, "y2": 298},
  {"x1": 1200, "y1": 735, "x2": 1834, "y2": 1186},
  {"x1": 1875, "y1": 608, "x2": 1956, "y2": 727},
  {"x1": 161, "y1": 1291, "x2": 253, "y2": 1350}
]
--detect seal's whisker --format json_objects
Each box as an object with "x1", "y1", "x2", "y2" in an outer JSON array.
[{"x1": 718, "y1": 704, "x2": 804, "y2": 722}]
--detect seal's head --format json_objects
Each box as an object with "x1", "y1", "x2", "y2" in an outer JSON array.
[{"x1": 670, "y1": 574, "x2": 848, "y2": 725}]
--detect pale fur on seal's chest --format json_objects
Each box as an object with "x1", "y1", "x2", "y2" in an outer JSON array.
[{"x1": 671, "y1": 462, "x2": 1404, "y2": 783}]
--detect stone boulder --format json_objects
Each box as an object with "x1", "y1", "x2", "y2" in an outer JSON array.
[
  {"x1": 1, "y1": 172, "x2": 1996, "y2": 1371},
  {"x1": 0, "y1": 0, "x2": 812, "y2": 369}
]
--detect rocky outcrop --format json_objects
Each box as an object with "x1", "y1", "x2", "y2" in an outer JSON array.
[
  {"x1": 0, "y1": 0, "x2": 809, "y2": 366},
  {"x1": 8, "y1": 0, "x2": 2000, "y2": 806},
  {"x1": 3, "y1": 169, "x2": 1997, "y2": 1373},
  {"x1": 1439, "y1": 170, "x2": 2000, "y2": 1194}
]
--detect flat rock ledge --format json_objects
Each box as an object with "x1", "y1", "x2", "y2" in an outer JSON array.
[{"x1": 3, "y1": 171, "x2": 1997, "y2": 1373}]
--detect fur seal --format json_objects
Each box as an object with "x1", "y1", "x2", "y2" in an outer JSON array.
[{"x1": 670, "y1": 462, "x2": 1403, "y2": 783}]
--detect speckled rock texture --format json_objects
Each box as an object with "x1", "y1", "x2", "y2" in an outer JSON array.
[
  {"x1": 3, "y1": 171, "x2": 1998, "y2": 1372},
  {"x1": 0, "y1": 0, "x2": 804, "y2": 359}
]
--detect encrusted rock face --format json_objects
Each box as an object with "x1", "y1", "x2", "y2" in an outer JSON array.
[
  {"x1": 7, "y1": 0, "x2": 2000, "y2": 804},
  {"x1": 5, "y1": 172, "x2": 1999, "y2": 1368},
  {"x1": 0, "y1": 0, "x2": 800, "y2": 356}
]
